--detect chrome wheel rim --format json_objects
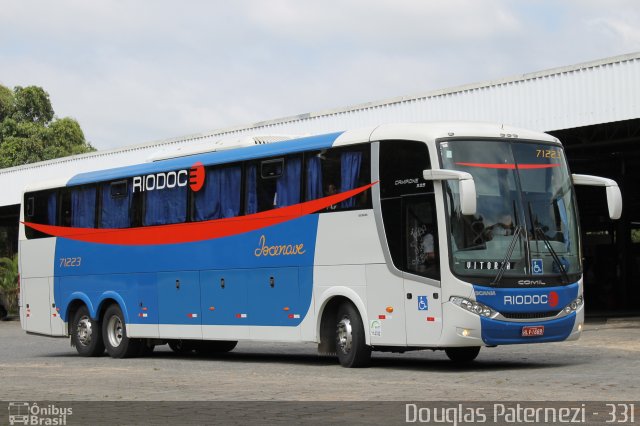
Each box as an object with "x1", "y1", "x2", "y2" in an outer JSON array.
[
  {"x1": 336, "y1": 316, "x2": 353, "y2": 354},
  {"x1": 76, "y1": 315, "x2": 93, "y2": 346},
  {"x1": 107, "y1": 315, "x2": 124, "y2": 348}
]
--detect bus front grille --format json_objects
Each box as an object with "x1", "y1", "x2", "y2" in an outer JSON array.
[{"x1": 500, "y1": 310, "x2": 562, "y2": 320}]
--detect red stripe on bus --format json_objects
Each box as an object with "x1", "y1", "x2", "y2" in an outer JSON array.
[
  {"x1": 455, "y1": 162, "x2": 560, "y2": 169},
  {"x1": 22, "y1": 182, "x2": 377, "y2": 246}
]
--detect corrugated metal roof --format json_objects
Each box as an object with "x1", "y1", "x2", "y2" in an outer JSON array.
[{"x1": 2, "y1": 51, "x2": 639, "y2": 207}]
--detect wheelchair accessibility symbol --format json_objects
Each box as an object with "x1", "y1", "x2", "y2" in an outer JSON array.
[
  {"x1": 417, "y1": 296, "x2": 429, "y2": 311},
  {"x1": 532, "y1": 259, "x2": 544, "y2": 275}
]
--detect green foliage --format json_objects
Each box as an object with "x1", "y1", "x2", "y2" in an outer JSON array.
[
  {"x1": 0, "y1": 254, "x2": 19, "y2": 314},
  {"x1": 0, "y1": 85, "x2": 13, "y2": 122},
  {"x1": 0, "y1": 83, "x2": 95, "y2": 168},
  {"x1": 12, "y1": 85, "x2": 54, "y2": 124}
]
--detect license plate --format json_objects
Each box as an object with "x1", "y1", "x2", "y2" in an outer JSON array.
[{"x1": 521, "y1": 325, "x2": 544, "y2": 337}]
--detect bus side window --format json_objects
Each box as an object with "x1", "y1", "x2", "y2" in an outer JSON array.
[
  {"x1": 24, "y1": 190, "x2": 58, "y2": 239},
  {"x1": 245, "y1": 156, "x2": 301, "y2": 214},
  {"x1": 192, "y1": 164, "x2": 242, "y2": 221},
  {"x1": 143, "y1": 175, "x2": 187, "y2": 226},
  {"x1": 304, "y1": 145, "x2": 372, "y2": 211},
  {"x1": 100, "y1": 180, "x2": 131, "y2": 228},
  {"x1": 70, "y1": 186, "x2": 97, "y2": 228}
]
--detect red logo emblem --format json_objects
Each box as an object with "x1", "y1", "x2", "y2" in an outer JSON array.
[
  {"x1": 189, "y1": 162, "x2": 205, "y2": 192},
  {"x1": 548, "y1": 291, "x2": 559, "y2": 308}
]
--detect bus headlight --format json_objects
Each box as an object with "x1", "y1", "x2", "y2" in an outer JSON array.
[
  {"x1": 450, "y1": 296, "x2": 496, "y2": 318},
  {"x1": 563, "y1": 295, "x2": 583, "y2": 314}
]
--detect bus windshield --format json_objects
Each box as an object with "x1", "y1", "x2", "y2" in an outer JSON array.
[{"x1": 439, "y1": 139, "x2": 580, "y2": 284}]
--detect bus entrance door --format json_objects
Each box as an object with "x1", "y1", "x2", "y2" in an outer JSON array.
[{"x1": 401, "y1": 196, "x2": 443, "y2": 346}]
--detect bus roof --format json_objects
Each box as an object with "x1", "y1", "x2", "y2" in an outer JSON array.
[
  {"x1": 23, "y1": 122, "x2": 558, "y2": 191},
  {"x1": 65, "y1": 131, "x2": 344, "y2": 187}
]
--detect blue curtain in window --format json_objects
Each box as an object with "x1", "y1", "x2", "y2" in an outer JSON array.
[
  {"x1": 71, "y1": 187, "x2": 96, "y2": 228},
  {"x1": 194, "y1": 166, "x2": 241, "y2": 221},
  {"x1": 245, "y1": 164, "x2": 258, "y2": 215},
  {"x1": 340, "y1": 151, "x2": 362, "y2": 208},
  {"x1": 194, "y1": 169, "x2": 222, "y2": 221},
  {"x1": 47, "y1": 193, "x2": 57, "y2": 225},
  {"x1": 306, "y1": 156, "x2": 323, "y2": 201},
  {"x1": 143, "y1": 185, "x2": 187, "y2": 226},
  {"x1": 220, "y1": 167, "x2": 241, "y2": 218},
  {"x1": 276, "y1": 157, "x2": 301, "y2": 208},
  {"x1": 100, "y1": 184, "x2": 131, "y2": 228}
]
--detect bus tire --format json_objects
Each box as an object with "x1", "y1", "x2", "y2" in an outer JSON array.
[
  {"x1": 445, "y1": 347, "x2": 481, "y2": 363},
  {"x1": 70, "y1": 305, "x2": 105, "y2": 357},
  {"x1": 102, "y1": 304, "x2": 141, "y2": 358},
  {"x1": 335, "y1": 302, "x2": 371, "y2": 368},
  {"x1": 195, "y1": 340, "x2": 237, "y2": 355}
]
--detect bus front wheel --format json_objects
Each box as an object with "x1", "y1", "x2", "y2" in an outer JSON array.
[
  {"x1": 71, "y1": 305, "x2": 105, "y2": 357},
  {"x1": 102, "y1": 304, "x2": 141, "y2": 358},
  {"x1": 335, "y1": 302, "x2": 371, "y2": 368},
  {"x1": 445, "y1": 347, "x2": 481, "y2": 363}
]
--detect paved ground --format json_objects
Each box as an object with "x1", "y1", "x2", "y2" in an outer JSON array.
[{"x1": 1, "y1": 318, "x2": 639, "y2": 403}]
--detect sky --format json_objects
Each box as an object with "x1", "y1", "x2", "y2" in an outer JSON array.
[{"x1": 1, "y1": 0, "x2": 639, "y2": 151}]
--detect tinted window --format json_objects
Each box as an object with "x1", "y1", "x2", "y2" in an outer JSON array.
[
  {"x1": 380, "y1": 141, "x2": 439, "y2": 279},
  {"x1": 143, "y1": 177, "x2": 187, "y2": 226},
  {"x1": 245, "y1": 156, "x2": 302, "y2": 213},
  {"x1": 24, "y1": 190, "x2": 57, "y2": 239},
  {"x1": 71, "y1": 186, "x2": 97, "y2": 228},
  {"x1": 305, "y1": 144, "x2": 371, "y2": 211},
  {"x1": 380, "y1": 140, "x2": 433, "y2": 198},
  {"x1": 192, "y1": 164, "x2": 242, "y2": 221},
  {"x1": 100, "y1": 181, "x2": 132, "y2": 228}
]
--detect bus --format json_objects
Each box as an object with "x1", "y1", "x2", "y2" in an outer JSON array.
[{"x1": 18, "y1": 122, "x2": 622, "y2": 367}]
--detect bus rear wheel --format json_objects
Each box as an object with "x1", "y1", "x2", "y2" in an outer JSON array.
[
  {"x1": 71, "y1": 305, "x2": 105, "y2": 357},
  {"x1": 102, "y1": 304, "x2": 141, "y2": 358},
  {"x1": 335, "y1": 302, "x2": 371, "y2": 368},
  {"x1": 445, "y1": 347, "x2": 481, "y2": 363}
]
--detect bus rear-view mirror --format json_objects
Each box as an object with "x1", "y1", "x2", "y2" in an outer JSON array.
[
  {"x1": 423, "y1": 169, "x2": 477, "y2": 216},
  {"x1": 572, "y1": 174, "x2": 622, "y2": 220}
]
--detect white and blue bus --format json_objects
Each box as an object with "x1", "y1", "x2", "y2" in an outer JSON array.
[{"x1": 18, "y1": 122, "x2": 622, "y2": 367}]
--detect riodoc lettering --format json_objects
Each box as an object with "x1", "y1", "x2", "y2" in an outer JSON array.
[
  {"x1": 254, "y1": 235, "x2": 306, "y2": 257},
  {"x1": 132, "y1": 162, "x2": 205, "y2": 193},
  {"x1": 504, "y1": 291, "x2": 559, "y2": 307},
  {"x1": 504, "y1": 294, "x2": 547, "y2": 305},
  {"x1": 133, "y1": 170, "x2": 189, "y2": 193}
]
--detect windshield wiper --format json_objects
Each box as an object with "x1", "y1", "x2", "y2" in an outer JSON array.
[
  {"x1": 526, "y1": 201, "x2": 570, "y2": 284},
  {"x1": 533, "y1": 227, "x2": 570, "y2": 284},
  {"x1": 492, "y1": 225, "x2": 524, "y2": 286}
]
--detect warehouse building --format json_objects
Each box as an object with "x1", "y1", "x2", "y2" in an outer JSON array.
[{"x1": 1, "y1": 51, "x2": 639, "y2": 314}]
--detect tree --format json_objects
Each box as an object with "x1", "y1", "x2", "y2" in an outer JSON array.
[
  {"x1": 12, "y1": 85, "x2": 54, "y2": 125},
  {"x1": 0, "y1": 84, "x2": 95, "y2": 168},
  {"x1": 0, "y1": 254, "x2": 19, "y2": 314},
  {"x1": 0, "y1": 84, "x2": 13, "y2": 122}
]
